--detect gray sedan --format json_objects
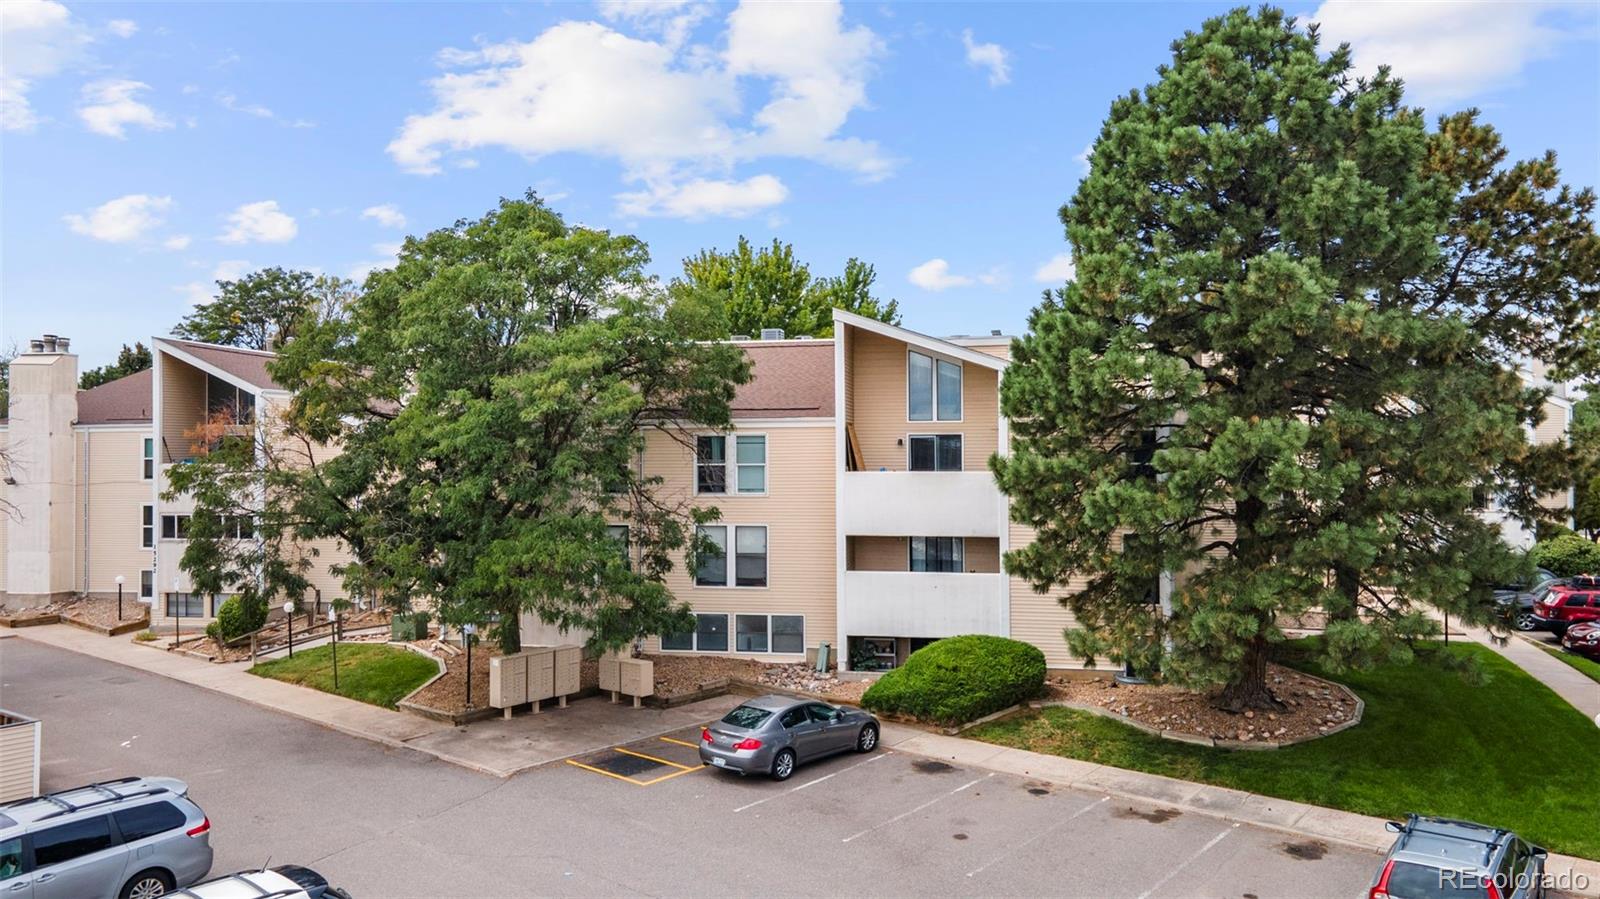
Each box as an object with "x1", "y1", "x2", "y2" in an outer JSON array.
[{"x1": 699, "y1": 695, "x2": 880, "y2": 780}]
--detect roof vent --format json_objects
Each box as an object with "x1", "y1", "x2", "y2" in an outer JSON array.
[
  {"x1": 41, "y1": 334, "x2": 58, "y2": 352},
  {"x1": 28, "y1": 339, "x2": 44, "y2": 353},
  {"x1": 990, "y1": 330, "x2": 1002, "y2": 336},
  {"x1": 730, "y1": 334, "x2": 751, "y2": 342},
  {"x1": 759, "y1": 328, "x2": 785, "y2": 341},
  {"x1": 795, "y1": 335, "x2": 815, "y2": 340},
  {"x1": 56, "y1": 337, "x2": 70, "y2": 351}
]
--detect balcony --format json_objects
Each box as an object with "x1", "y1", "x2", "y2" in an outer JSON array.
[
  {"x1": 839, "y1": 471, "x2": 1004, "y2": 537},
  {"x1": 838, "y1": 571, "x2": 1006, "y2": 639}
]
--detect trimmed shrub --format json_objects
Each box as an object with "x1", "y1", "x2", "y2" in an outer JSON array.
[
  {"x1": 861, "y1": 635, "x2": 1046, "y2": 726},
  {"x1": 1529, "y1": 534, "x2": 1600, "y2": 578},
  {"x1": 213, "y1": 594, "x2": 268, "y2": 642}
]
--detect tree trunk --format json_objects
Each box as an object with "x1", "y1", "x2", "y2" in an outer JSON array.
[
  {"x1": 1328, "y1": 562, "x2": 1360, "y2": 623},
  {"x1": 1216, "y1": 633, "x2": 1283, "y2": 712},
  {"x1": 496, "y1": 608, "x2": 521, "y2": 656}
]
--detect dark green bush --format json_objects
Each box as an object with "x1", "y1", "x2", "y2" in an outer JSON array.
[
  {"x1": 213, "y1": 593, "x2": 267, "y2": 642},
  {"x1": 861, "y1": 635, "x2": 1046, "y2": 726},
  {"x1": 1529, "y1": 534, "x2": 1600, "y2": 578}
]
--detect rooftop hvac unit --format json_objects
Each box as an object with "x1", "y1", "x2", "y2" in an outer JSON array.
[{"x1": 759, "y1": 328, "x2": 785, "y2": 340}]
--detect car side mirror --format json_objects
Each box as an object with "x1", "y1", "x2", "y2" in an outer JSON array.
[
  {"x1": 1384, "y1": 821, "x2": 1403, "y2": 833},
  {"x1": 1532, "y1": 847, "x2": 1548, "y2": 860}
]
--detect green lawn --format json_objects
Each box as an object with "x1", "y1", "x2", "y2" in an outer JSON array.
[
  {"x1": 249, "y1": 643, "x2": 439, "y2": 709},
  {"x1": 1532, "y1": 640, "x2": 1600, "y2": 684},
  {"x1": 969, "y1": 641, "x2": 1600, "y2": 860}
]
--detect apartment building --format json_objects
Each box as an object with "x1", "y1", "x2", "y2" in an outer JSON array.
[{"x1": 1, "y1": 313, "x2": 1579, "y2": 670}]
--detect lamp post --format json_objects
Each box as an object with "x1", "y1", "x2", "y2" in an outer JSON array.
[
  {"x1": 283, "y1": 601, "x2": 295, "y2": 658},
  {"x1": 462, "y1": 623, "x2": 477, "y2": 710},
  {"x1": 114, "y1": 575, "x2": 125, "y2": 621},
  {"x1": 171, "y1": 579, "x2": 182, "y2": 647},
  {"x1": 329, "y1": 603, "x2": 339, "y2": 692}
]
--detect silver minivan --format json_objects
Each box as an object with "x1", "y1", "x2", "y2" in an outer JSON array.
[{"x1": 0, "y1": 776, "x2": 213, "y2": 899}]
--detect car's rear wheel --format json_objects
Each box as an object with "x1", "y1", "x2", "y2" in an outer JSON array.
[
  {"x1": 1515, "y1": 611, "x2": 1539, "y2": 631},
  {"x1": 771, "y1": 748, "x2": 797, "y2": 781},
  {"x1": 856, "y1": 724, "x2": 879, "y2": 753},
  {"x1": 121, "y1": 869, "x2": 174, "y2": 899}
]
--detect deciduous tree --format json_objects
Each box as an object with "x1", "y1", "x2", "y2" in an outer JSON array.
[
  {"x1": 175, "y1": 268, "x2": 355, "y2": 350},
  {"x1": 79, "y1": 342, "x2": 151, "y2": 389},
  {"x1": 671, "y1": 237, "x2": 899, "y2": 338}
]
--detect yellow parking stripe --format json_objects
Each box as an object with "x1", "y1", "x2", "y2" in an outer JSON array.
[
  {"x1": 636, "y1": 765, "x2": 707, "y2": 785},
  {"x1": 658, "y1": 736, "x2": 700, "y2": 749},
  {"x1": 564, "y1": 759, "x2": 647, "y2": 784},
  {"x1": 613, "y1": 746, "x2": 693, "y2": 770}
]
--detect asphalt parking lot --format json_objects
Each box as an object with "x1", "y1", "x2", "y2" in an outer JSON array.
[{"x1": 2, "y1": 637, "x2": 1377, "y2": 897}]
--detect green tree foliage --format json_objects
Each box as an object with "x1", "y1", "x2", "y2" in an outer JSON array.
[
  {"x1": 1529, "y1": 534, "x2": 1600, "y2": 577},
  {"x1": 175, "y1": 267, "x2": 355, "y2": 350},
  {"x1": 1573, "y1": 390, "x2": 1600, "y2": 539},
  {"x1": 267, "y1": 194, "x2": 751, "y2": 654},
  {"x1": 995, "y1": 7, "x2": 1598, "y2": 710},
  {"x1": 207, "y1": 594, "x2": 268, "y2": 642},
  {"x1": 670, "y1": 237, "x2": 900, "y2": 339},
  {"x1": 861, "y1": 635, "x2": 1046, "y2": 725},
  {"x1": 79, "y1": 342, "x2": 152, "y2": 390}
]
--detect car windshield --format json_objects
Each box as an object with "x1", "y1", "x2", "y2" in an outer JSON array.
[
  {"x1": 1386, "y1": 861, "x2": 1489, "y2": 899},
  {"x1": 721, "y1": 706, "x2": 774, "y2": 728}
]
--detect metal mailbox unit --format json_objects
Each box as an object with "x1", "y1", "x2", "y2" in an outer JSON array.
[
  {"x1": 599, "y1": 653, "x2": 654, "y2": 708},
  {"x1": 489, "y1": 645, "x2": 585, "y2": 717}
]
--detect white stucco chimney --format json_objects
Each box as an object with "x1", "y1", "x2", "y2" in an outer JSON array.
[{"x1": 4, "y1": 336, "x2": 79, "y2": 605}]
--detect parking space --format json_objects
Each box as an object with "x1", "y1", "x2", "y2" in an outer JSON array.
[{"x1": 564, "y1": 726, "x2": 708, "y2": 786}]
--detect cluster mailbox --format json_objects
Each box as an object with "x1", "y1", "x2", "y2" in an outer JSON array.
[
  {"x1": 598, "y1": 653, "x2": 654, "y2": 708},
  {"x1": 488, "y1": 644, "x2": 583, "y2": 717}
]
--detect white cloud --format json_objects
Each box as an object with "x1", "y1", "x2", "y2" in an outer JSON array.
[
  {"x1": 616, "y1": 174, "x2": 787, "y2": 219},
  {"x1": 216, "y1": 91, "x2": 315, "y2": 128},
  {"x1": 961, "y1": 29, "x2": 1010, "y2": 87},
  {"x1": 346, "y1": 242, "x2": 404, "y2": 282},
  {"x1": 106, "y1": 19, "x2": 137, "y2": 38},
  {"x1": 176, "y1": 259, "x2": 252, "y2": 306},
  {"x1": 1033, "y1": 252, "x2": 1075, "y2": 283},
  {"x1": 219, "y1": 200, "x2": 297, "y2": 244},
  {"x1": 77, "y1": 78, "x2": 170, "y2": 138},
  {"x1": 163, "y1": 234, "x2": 191, "y2": 251},
  {"x1": 63, "y1": 193, "x2": 172, "y2": 242},
  {"x1": 908, "y1": 258, "x2": 1006, "y2": 292},
  {"x1": 360, "y1": 204, "x2": 407, "y2": 228},
  {"x1": 1311, "y1": 0, "x2": 1566, "y2": 105},
  {"x1": 389, "y1": 0, "x2": 888, "y2": 218},
  {"x1": 1, "y1": 0, "x2": 92, "y2": 131},
  {"x1": 211, "y1": 259, "x2": 252, "y2": 281}
]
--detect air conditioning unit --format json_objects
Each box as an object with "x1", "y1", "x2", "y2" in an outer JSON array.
[{"x1": 759, "y1": 328, "x2": 785, "y2": 340}]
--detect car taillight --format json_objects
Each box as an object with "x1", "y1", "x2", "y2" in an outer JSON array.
[
  {"x1": 1369, "y1": 860, "x2": 1393, "y2": 899},
  {"x1": 1486, "y1": 879, "x2": 1503, "y2": 899},
  {"x1": 732, "y1": 738, "x2": 762, "y2": 751},
  {"x1": 186, "y1": 816, "x2": 210, "y2": 838},
  {"x1": 701, "y1": 728, "x2": 713, "y2": 743}
]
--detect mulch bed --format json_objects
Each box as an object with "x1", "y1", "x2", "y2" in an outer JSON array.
[
  {"x1": 639, "y1": 653, "x2": 870, "y2": 705},
  {"x1": 1043, "y1": 663, "x2": 1359, "y2": 745}
]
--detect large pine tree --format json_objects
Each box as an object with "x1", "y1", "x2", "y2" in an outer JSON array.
[{"x1": 996, "y1": 7, "x2": 1598, "y2": 710}]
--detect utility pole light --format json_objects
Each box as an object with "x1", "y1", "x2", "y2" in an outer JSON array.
[
  {"x1": 329, "y1": 603, "x2": 339, "y2": 692},
  {"x1": 462, "y1": 623, "x2": 477, "y2": 710},
  {"x1": 283, "y1": 601, "x2": 295, "y2": 658},
  {"x1": 114, "y1": 575, "x2": 125, "y2": 621}
]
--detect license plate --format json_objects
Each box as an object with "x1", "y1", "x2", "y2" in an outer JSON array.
[{"x1": 712, "y1": 757, "x2": 727, "y2": 767}]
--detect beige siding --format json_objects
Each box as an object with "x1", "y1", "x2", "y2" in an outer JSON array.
[
  {"x1": 0, "y1": 430, "x2": 7, "y2": 593},
  {"x1": 0, "y1": 719, "x2": 39, "y2": 802},
  {"x1": 847, "y1": 536, "x2": 999, "y2": 573},
  {"x1": 160, "y1": 356, "x2": 206, "y2": 462},
  {"x1": 1007, "y1": 521, "x2": 1089, "y2": 669},
  {"x1": 842, "y1": 326, "x2": 855, "y2": 428},
  {"x1": 74, "y1": 429, "x2": 155, "y2": 597},
  {"x1": 637, "y1": 424, "x2": 835, "y2": 658},
  {"x1": 963, "y1": 342, "x2": 1012, "y2": 362},
  {"x1": 1534, "y1": 397, "x2": 1573, "y2": 514},
  {"x1": 848, "y1": 328, "x2": 1000, "y2": 473}
]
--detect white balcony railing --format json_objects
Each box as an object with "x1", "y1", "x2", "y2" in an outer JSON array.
[
  {"x1": 839, "y1": 471, "x2": 1004, "y2": 538},
  {"x1": 838, "y1": 570, "x2": 1006, "y2": 639}
]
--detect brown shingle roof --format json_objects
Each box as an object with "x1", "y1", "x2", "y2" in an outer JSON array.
[
  {"x1": 164, "y1": 339, "x2": 283, "y2": 391},
  {"x1": 77, "y1": 367, "x2": 153, "y2": 425},
  {"x1": 731, "y1": 340, "x2": 834, "y2": 419}
]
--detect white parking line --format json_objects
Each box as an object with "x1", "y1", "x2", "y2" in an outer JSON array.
[
  {"x1": 1133, "y1": 824, "x2": 1237, "y2": 899},
  {"x1": 840, "y1": 773, "x2": 993, "y2": 843},
  {"x1": 733, "y1": 751, "x2": 891, "y2": 813},
  {"x1": 965, "y1": 795, "x2": 1110, "y2": 877}
]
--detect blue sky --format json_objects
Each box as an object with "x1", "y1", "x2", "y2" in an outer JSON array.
[{"x1": 4, "y1": 0, "x2": 1597, "y2": 370}]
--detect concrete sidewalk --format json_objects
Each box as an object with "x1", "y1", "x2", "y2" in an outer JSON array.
[
  {"x1": 1468, "y1": 627, "x2": 1599, "y2": 719},
  {"x1": 6, "y1": 624, "x2": 737, "y2": 778},
  {"x1": 880, "y1": 724, "x2": 1600, "y2": 896}
]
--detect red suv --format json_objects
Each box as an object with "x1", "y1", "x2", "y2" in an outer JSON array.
[{"x1": 1534, "y1": 575, "x2": 1600, "y2": 635}]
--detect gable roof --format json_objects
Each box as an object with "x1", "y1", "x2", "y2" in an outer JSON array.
[
  {"x1": 731, "y1": 340, "x2": 834, "y2": 419},
  {"x1": 77, "y1": 367, "x2": 153, "y2": 425},
  {"x1": 832, "y1": 308, "x2": 1008, "y2": 371},
  {"x1": 158, "y1": 338, "x2": 283, "y2": 391}
]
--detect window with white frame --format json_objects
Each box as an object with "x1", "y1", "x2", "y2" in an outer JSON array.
[
  {"x1": 694, "y1": 525, "x2": 768, "y2": 587},
  {"x1": 661, "y1": 612, "x2": 729, "y2": 652},
  {"x1": 221, "y1": 516, "x2": 254, "y2": 539},
  {"x1": 166, "y1": 592, "x2": 203, "y2": 617},
  {"x1": 161, "y1": 514, "x2": 191, "y2": 540},
  {"x1": 735, "y1": 435, "x2": 766, "y2": 493},
  {"x1": 696, "y1": 436, "x2": 727, "y2": 494},
  {"x1": 696, "y1": 434, "x2": 767, "y2": 495},
  {"x1": 908, "y1": 351, "x2": 962, "y2": 421},
  {"x1": 733, "y1": 614, "x2": 805, "y2": 653},
  {"x1": 607, "y1": 524, "x2": 630, "y2": 570},
  {"x1": 907, "y1": 434, "x2": 963, "y2": 471},
  {"x1": 910, "y1": 537, "x2": 965, "y2": 573},
  {"x1": 207, "y1": 373, "x2": 255, "y2": 424},
  {"x1": 142, "y1": 437, "x2": 154, "y2": 480},
  {"x1": 140, "y1": 570, "x2": 153, "y2": 599},
  {"x1": 141, "y1": 505, "x2": 154, "y2": 548}
]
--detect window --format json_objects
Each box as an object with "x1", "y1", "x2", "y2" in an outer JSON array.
[
  {"x1": 31, "y1": 815, "x2": 113, "y2": 867},
  {"x1": 908, "y1": 351, "x2": 961, "y2": 421},
  {"x1": 695, "y1": 526, "x2": 728, "y2": 586},
  {"x1": 607, "y1": 525, "x2": 630, "y2": 570},
  {"x1": 142, "y1": 437, "x2": 154, "y2": 480},
  {"x1": 772, "y1": 615, "x2": 804, "y2": 654},
  {"x1": 140, "y1": 570, "x2": 153, "y2": 599},
  {"x1": 211, "y1": 594, "x2": 235, "y2": 616},
  {"x1": 1564, "y1": 593, "x2": 1591, "y2": 607},
  {"x1": 779, "y1": 707, "x2": 808, "y2": 729},
  {"x1": 141, "y1": 505, "x2": 154, "y2": 548},
  {"x1": 113, "y1": 801, "x2": 186, "y2": 843},
  {"x1": 735, "y1": 526, "x2": 768, "y2": 587},
  {"x1": 696, "y1": 436, "x2": 726, "y2": 494},
  {"x1": 720, "y1": 705, "x2": 772, "y2": 728},
  {"x1": 908, "y1": 434, "x2": 962, "y2": 471},
  {"x1": 207, "y1": 373, "x2": 255, "y2": 424},
  {"x1": 910, "y1": 537, "x2": 965, "y2": 573},
  {"x1": 736, "y1": 614, "x2": 769, "y2": 652},
  {"x1": 695, "y1": 613, "x2": 728, "y2": 651},
  {"x1": 735, "y1": 435, "x2": 766, "y2": 493},
  {"x1": 0, "y1": 837, "x2": 19, "y2": 882},
  {"x1": 806, "y1": 703, "x2": 842, "y2": 723},
  {"x1": 166, "y1": 592, "x2": 203, "y2": 618},
  {"x1": 221, "y1": 516, "x2": 254, "y2": 540},
  {"x1": 161, "y1": 514, "x2": 191, "y2": 540},
  {"x1": 660, "y1": 630, "x2": 693, "y2": 651}
]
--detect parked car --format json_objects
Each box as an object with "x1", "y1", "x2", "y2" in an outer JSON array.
[
  {"x1": 1532, "y1": 576, "x2": 1600, "y2": 635},
  {"x1": 1498, "y1": 575, "x2": 1566, "y2": 632},
  {"x1": 168, "y1": 864, "x2": 351, "y2": 898},
  {"x1": 0, "y1": 776, "x2": 212, "y2": 899},
  {"x1": 1370, "y1": 814, "x2": 1546, "y2": 899},
  {"x1": 699, "y1": 695, "x2": 879, "y2": 781},
  {"x1": 1560, "y1": 621, "x2": 1600, "y2": 660},
  {"x1": 1493, "y1": 568, "x2": 1558, "y2": 604}
]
